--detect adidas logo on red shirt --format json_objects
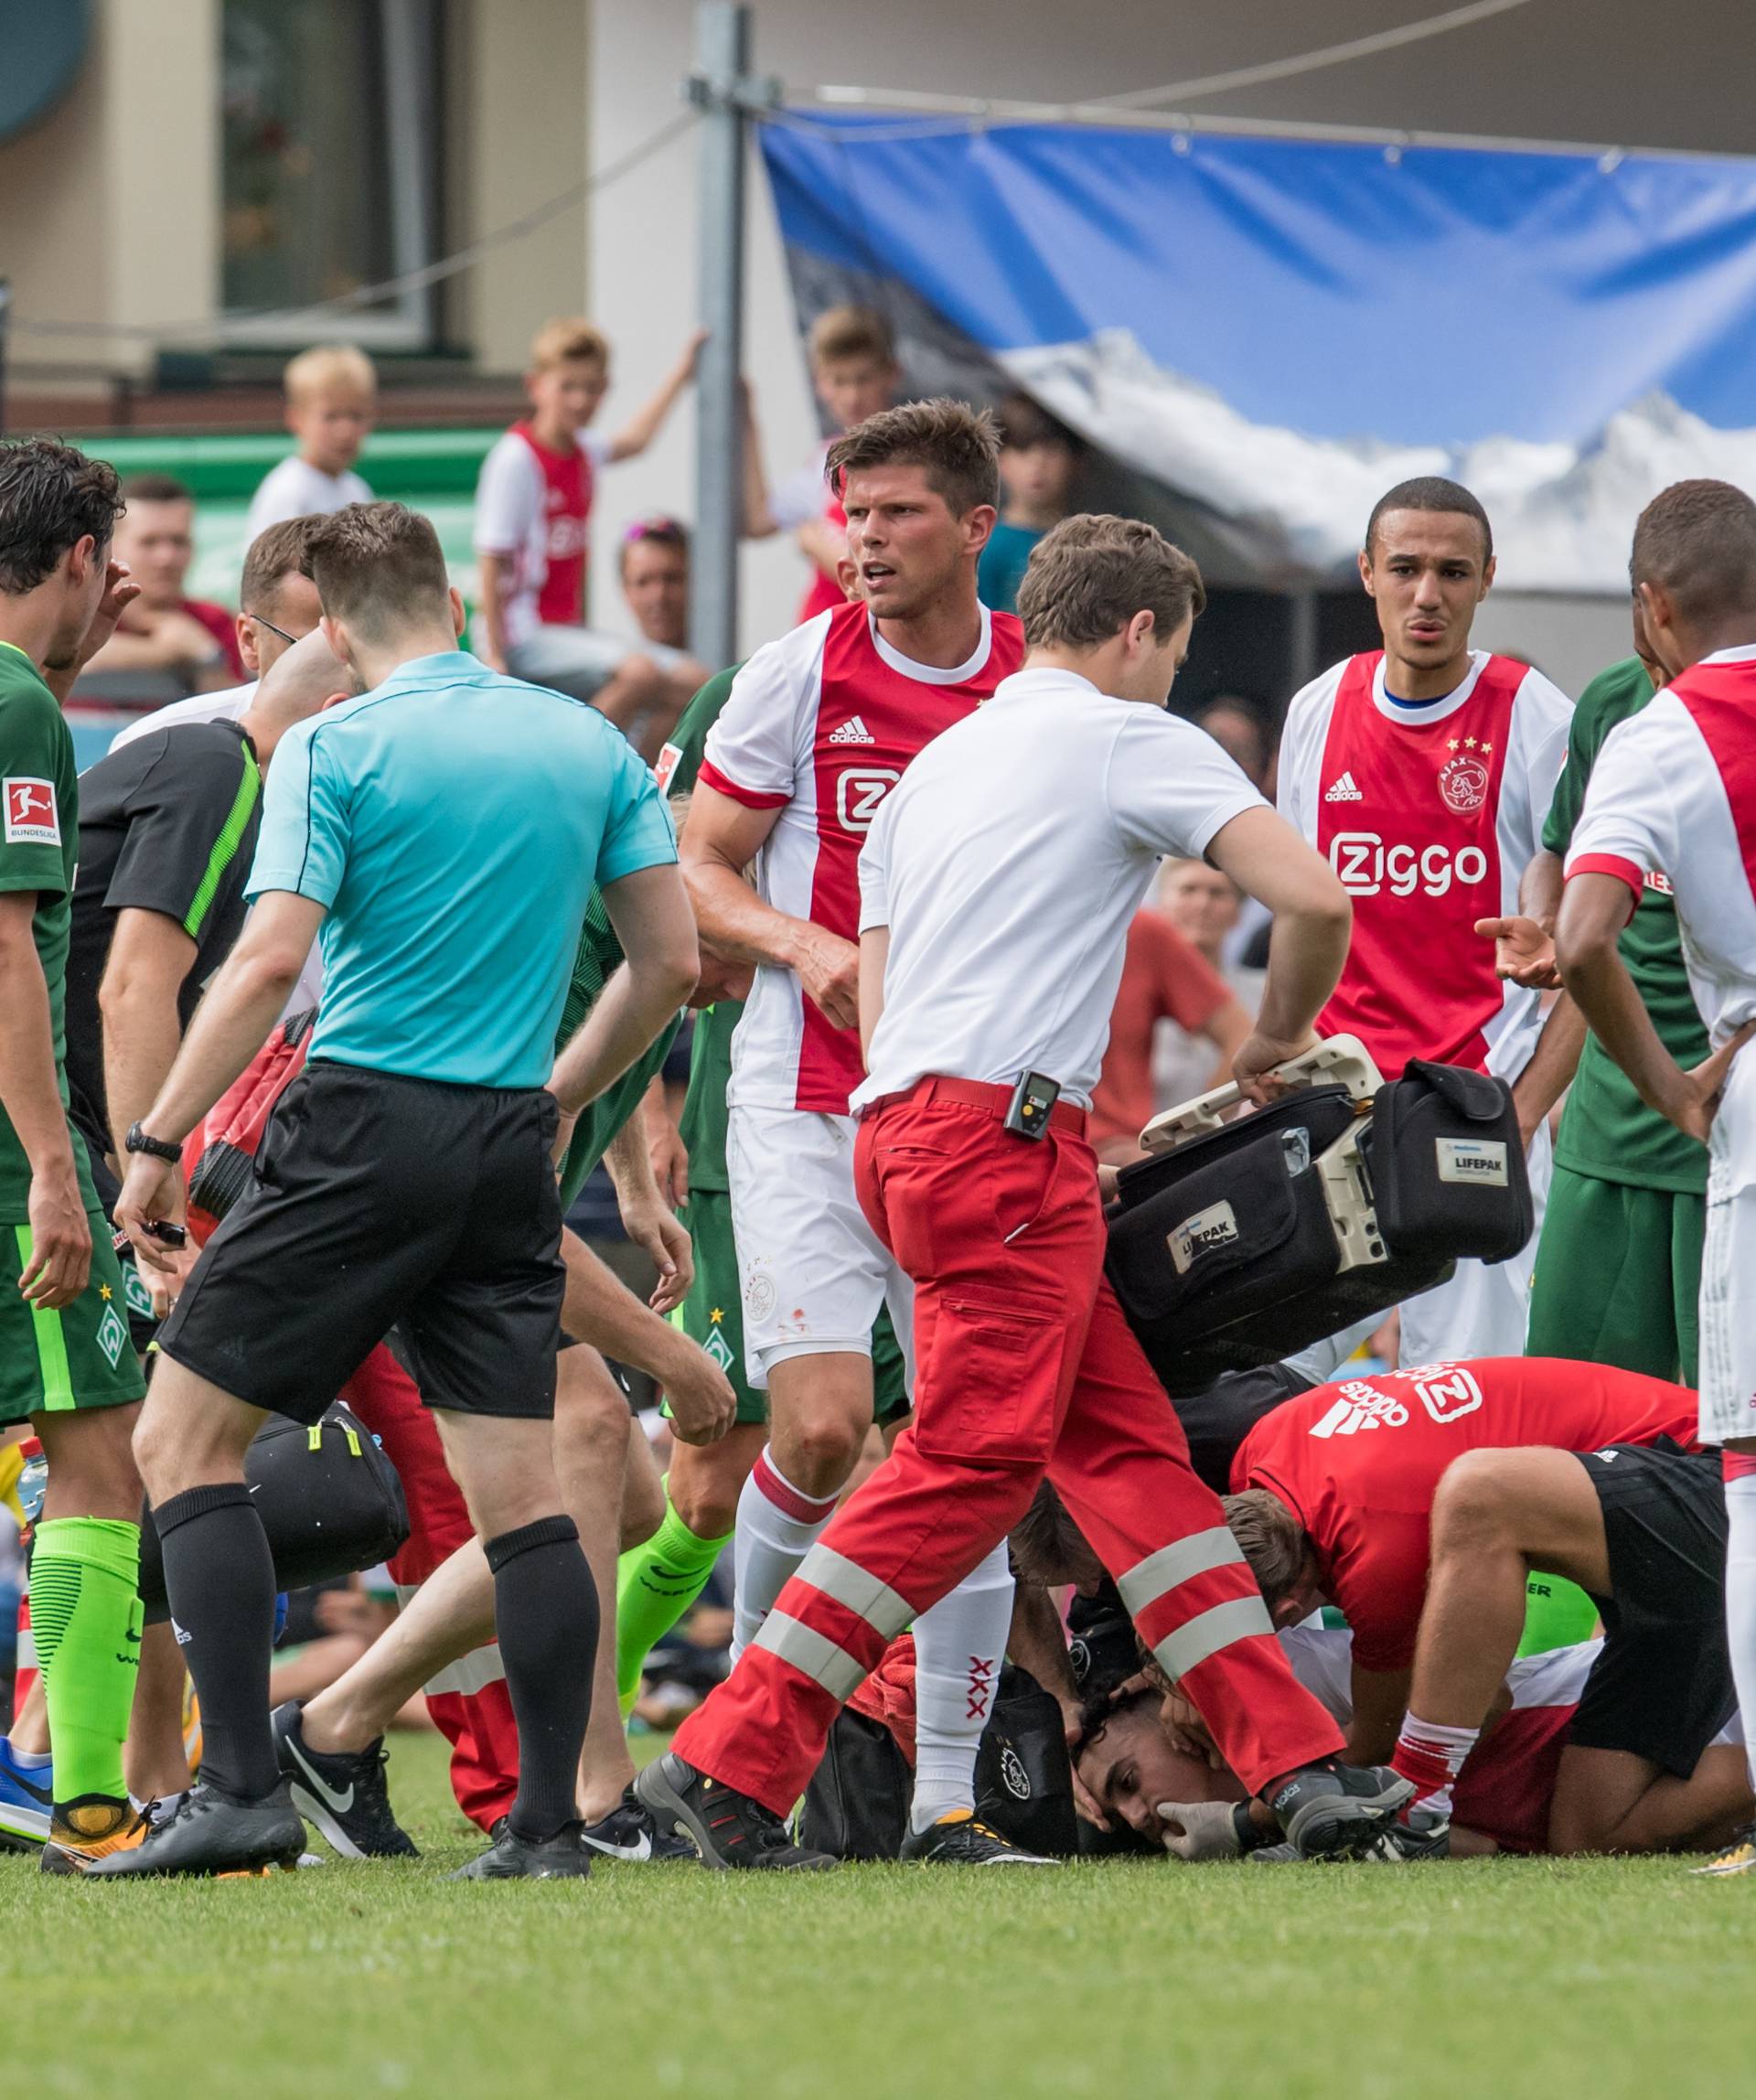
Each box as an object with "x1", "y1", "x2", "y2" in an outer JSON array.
[
  {"x1": 1323, "y1": 770, "x2": 1363, "y2": 802},
  {"x1": 828, "y1": 716, "x2": 874, "y2": 745}
]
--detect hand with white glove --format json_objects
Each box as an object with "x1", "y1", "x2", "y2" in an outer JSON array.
[{"x1": 1156, "y1": 1798, "x2": 1251, "y2": 1861}]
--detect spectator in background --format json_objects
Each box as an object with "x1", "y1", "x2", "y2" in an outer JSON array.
[
  {"x1": 749, "y1": 307, "x2": 900, "y2": 622},
  {"x1": 108, "y1": 516, "x2": 324, "y2": 750},
  {"x1": 977, "y1": 394, "x2": 1087, "y2": 614},
  {"x1": 244, "y1": 346, "x2": 377, "y2": 541},
  {"x1": 1196, "y1": 694, "x2": 1276, "y2": 797},
  {"x1": 1155, "y1": 857, "x2": 1268, "y2": 1107},
  {"x1": 473, "y1": 316, "x2": 706, "y2": 754},
  {"x1": 620, "y1": 516, "x2": 691, "y2": 654},
  {"x1": 1090, "y1": 904, "x2": 1255, "y2": 1163},
  {"x1": 81, "y1": 475, "x2": 243, "y2": 691}
]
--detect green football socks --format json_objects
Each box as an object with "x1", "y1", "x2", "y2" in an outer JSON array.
[
  {"x1": 615, "y1": 1484, "x2": 732, "y2": 1712},
  {"x1": 29, "y1": 1516, "x2": 142, "y2": 1805}
]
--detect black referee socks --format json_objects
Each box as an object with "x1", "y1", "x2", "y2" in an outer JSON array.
[
  {"x1": 153, "y1": 1483, "x2": 282, "y2": 1802},
  {"x1": 485, "y1": 1514, "x2": 599, "y2": 1844}
]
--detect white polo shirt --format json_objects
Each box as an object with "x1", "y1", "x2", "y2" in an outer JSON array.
[{"x1": 852, "y1": 666, "x2": 1265, "y2": 1110}]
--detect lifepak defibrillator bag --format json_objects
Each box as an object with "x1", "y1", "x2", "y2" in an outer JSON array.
[
  {"x1": 1362, "y1": 1056, "x2": 1534, "y2": 1265},
  {"x1": 1105, "y1": 1036, "x2": 1525, "y2": 1392},
  {"x1": 135, "y1": 1402, "x2": 410, "y2": 1620}
]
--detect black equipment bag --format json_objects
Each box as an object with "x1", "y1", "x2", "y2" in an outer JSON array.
[
  {"x1": 1362, "y1": 1057, "x2": 1535, "y2": 1266},
  {"x1": 136, "y1": 1402, "x2": 409, "y2": 1620},
  {"x1": 1107, "y1": 1084, "x2": 1451, "y2": 1392},
  {"x1": 798, "y1": 1665, "x2": 1077, "y2": 1860}
]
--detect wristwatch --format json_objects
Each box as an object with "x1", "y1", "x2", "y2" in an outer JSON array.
[{"x1": 125, "y1": 1121, "x2": 182, "y2": 1164}]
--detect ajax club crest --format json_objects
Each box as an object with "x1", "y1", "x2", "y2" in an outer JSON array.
[{"x1": 1437, "y1": 738, "x2": 1492, "y2": 815}]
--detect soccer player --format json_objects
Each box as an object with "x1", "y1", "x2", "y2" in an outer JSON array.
[
  {"x1": 614, "y1": 670, "x2": 915, "y2": 1714},
  {"x1": 0, "y1": 437, "x2": 152, "y2": 1872},
  {"x1": 669, "y1": 401, "x2": 1029, "y2": 1859},
  {"x1": 1556, "y1": 477, "x2": 1756, "y2": 1876},
  {"x1": 473, "y1": 317, "x2": 705, "y2": 749},
  {"x1": 1222, "y1": 1355, "x2": 1700, "y2": 1792},
  {"x1": 102, "y1": 501, "x2": 693, "y2": 1879},
  {"x1": 638, "y1": 514, "x2": 1420, "y2": 1870},
  {"x1": 243, "y1": 346, "x2": 377, "y2": 541},
  {"x1": 1515, "y1": 622, "x2": 1708, "y2": 1382},
  {"x1": 1277, "y1": 477, "x2": 1573, "y2": 1366}
]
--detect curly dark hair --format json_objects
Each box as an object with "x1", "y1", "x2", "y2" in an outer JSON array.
[{"x1": 0, "y1": 437, "x2": 124, "y2": 595}]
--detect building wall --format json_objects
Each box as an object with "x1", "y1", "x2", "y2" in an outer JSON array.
[{"x1": 586, "y1": 0, "x2": 1754, "y2": 683}]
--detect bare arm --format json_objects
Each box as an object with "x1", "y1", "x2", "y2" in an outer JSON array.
[
  {"x1": 1508, "y1": 993, "x2": 1587, "y2": 1144},
  {"x1": 1205, "y1": 807, "x2": 1352, "y2": 1098},
  {"x1": 797, "y1": 514, "x2": 848, "y2": 582},
  {"x1": 559, "y1": 1226, "x2": 733, "y2": 1446},
  {"x1": 739, "y1": 381, "x2": 779, "y2": 539},
  {"x1": 1476, "y1": 847, "x2": 1567, "y2": 990},
  {"x1": 39, "y1": 563, "x2": 140, "y2": 706},
  {"x1": 549, "y1": 865, "x2": 698, "y2": 1114},
  {"x1": 642, "y1": 1071, "x2": 689, "y2": 1207},
  {"x1": 0, "y1": 893, "x2": 89, "y2": 1308},
  {"x1": 1195, "y1": 994, "x2": 1255, "y2": 1088},
  {"x1": 604, "y1": 1110, "x2": 692, "y2": 1314},
  {"x1": 1557, "y1": 871, "x2": 1747, "y2": 1141},
  {"x1": 1347, "y1": 1663, "x2": 1412, "y2": 1765},
  {"x1": 605, "y1": 329, "x2": 706, "y2": 464},
  {"x1": 681, "y1": 784, "x2": 859, "y2": 1029},
  {"x1": 113, "y1": 889, "x2": 326, "y2": 1271},
  {"x1": 99, "y1": 908, "x2": 198, "y2": 1172},
  {"x1": 474, "y1": 552, "x2": 513, "y2": 674},
  {"x1": 858, "y1": 925, "x2": 890, "y2": 1066}
]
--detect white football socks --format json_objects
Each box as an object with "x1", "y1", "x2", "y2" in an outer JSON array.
[
  {"x1": 730, "y1": 1448, "x2": 839, "y2": 1664},
  {"x1": 910, "y1": 1540, "x2": 1016, "y2": 1834},
  {"x1": 1723, "y1": 1471, "x2": 1756, "y2": 1793}
]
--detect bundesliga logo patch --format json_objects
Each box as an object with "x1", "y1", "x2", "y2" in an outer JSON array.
[{"x1": 4, "y1": 777, "x2": 59, "y2": 846}]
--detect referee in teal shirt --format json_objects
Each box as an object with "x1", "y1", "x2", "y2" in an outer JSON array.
[{"x1": 103, "y1": 504, "x2": 699, "y2": 1881}]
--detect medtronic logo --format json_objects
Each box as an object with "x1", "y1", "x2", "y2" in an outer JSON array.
[
  {"x1": 836, "y1": 766, "x2": 899, "y2": 831},
  {"x1": 1329, "y1": 831, "x2": 1490, "y2": 899},
  {"x1": 1169, "y1": 1200, "x2": 1239, "y2": 1275}
]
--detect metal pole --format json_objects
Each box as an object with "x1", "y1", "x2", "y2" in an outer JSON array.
[{"x1": 691, "y1": 3, "x2": 750, "y2": 670}]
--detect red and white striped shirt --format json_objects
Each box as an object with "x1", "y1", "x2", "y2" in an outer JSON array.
[
  {"x1": 1279, "y1": 649, "x2": 1570, "y2": 1080},
  {"x1": 700, "y1": 598, "x2": 1024, "y2": 1114}
]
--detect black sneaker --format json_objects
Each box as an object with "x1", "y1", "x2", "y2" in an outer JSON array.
[
  {"x1": 634, "y1": 1751, "x2": 836, "y2": 1871},
  {"x1": 899, "y1": 1809, "x2": 1059, "y2": 1866},
  {"x1": 1267, "y1": 1763, "x2": 1416, "y2": 1860},
  {"x1": 78, "y1": 1782, "x2": 305, "y2": 1879},
  {"x1": 581, "y1": 1786, "x2": 695, "y2": 1862},
  {"x1": 272, "y1": 1700, "x2": 417, "y2": 1859},
  {"x1": 451, "y1": 1820, "x2": 593, "y2": 1880},
  {"x1": 1251, "y1": 1805, "x2": 1451, "y2": 1866}
]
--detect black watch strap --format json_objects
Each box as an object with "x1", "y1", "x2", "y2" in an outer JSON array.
[{"x1": 125, "y1": 1121, "x2": 183, "y2": 1164}]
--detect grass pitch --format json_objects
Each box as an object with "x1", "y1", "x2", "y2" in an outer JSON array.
[{"x1": 5, "y1": 1730, "x2": 1753, "y2": 2100}]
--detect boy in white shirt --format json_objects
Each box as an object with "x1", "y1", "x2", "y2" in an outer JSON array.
[{"x1": 244, "y1": 347, "x2": 376, "y2": 542}]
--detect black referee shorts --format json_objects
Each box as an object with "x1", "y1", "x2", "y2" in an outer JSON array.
[
  {"x1": 158, "y1": 1059, "x2": 564, "y2": 1425},
  {"x1": 1569, "y1": 1440, "x2": 1735, "y2": 1778}
]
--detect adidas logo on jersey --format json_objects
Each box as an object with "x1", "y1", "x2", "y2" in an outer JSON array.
[
  {"x1": 1323, "y1": 771, "x2": 1363, "y2": 802},
  {"x1": 828, "y1": 716, "x2": 874, "y2": 745}
]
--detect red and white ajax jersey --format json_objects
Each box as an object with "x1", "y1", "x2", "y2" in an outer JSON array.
[
  {"x1": 1569, "y1": 644, "x2": 1756, "y2": 1050},
  {"x1": 699, "y1": 598, "x2": 1024, "y2": 1114},
  {"x1": 1279, "y1": 649, "x2": 1570, "y2": 1080}
]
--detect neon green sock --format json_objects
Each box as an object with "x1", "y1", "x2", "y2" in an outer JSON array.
[
  {"x1": 1517, "y1": 1572, "x2": 1600, "y2": 1656},
  {"x1": 615, "y1": 1482, "x2": 732, "y2": 1713},
  {"x1": 30, "y1": 1516, "x2": 142, "y2": 1806}
]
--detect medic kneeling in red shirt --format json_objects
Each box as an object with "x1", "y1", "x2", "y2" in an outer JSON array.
[{"x1": 1224, "y1": 1355, "x2": 1738, "y2": 1855}]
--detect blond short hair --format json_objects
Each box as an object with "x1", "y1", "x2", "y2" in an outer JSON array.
[
  {"x1": 808, "y1": 305, "x2": 894, "y2": 370},
  {"x1": 529, "y1": 317, "x2": 610, "y2": 374},
  {"x1": 284, "y1": 345, "x2": 376, "y2": 404}
]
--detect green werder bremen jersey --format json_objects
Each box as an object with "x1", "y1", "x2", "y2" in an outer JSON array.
[
  {"x1": 660, "y1": 667, "x2": 742, "y2": 1196},
  {"x1": 1544, "y1": 655, "x2": 1709, "y2": 1195},
  {"x1": 0, "y1": 643, "x2": 101, "y2": 1222}
]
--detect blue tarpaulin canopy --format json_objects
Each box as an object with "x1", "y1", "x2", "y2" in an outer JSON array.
[{"x1": 760, "y1": 111, "x2": 1756, "y2": 590}]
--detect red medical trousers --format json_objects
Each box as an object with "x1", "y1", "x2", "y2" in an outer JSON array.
[{"x1": 672, "y1": 1078, "x2": 1344, "y2": 1814}]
